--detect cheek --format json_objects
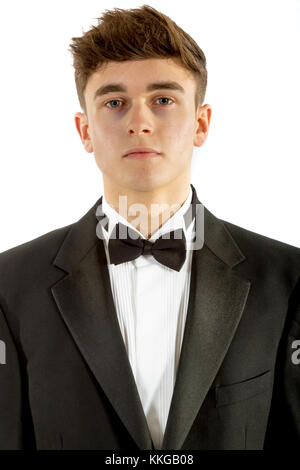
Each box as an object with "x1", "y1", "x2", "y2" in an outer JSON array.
[
  {"x1": 94, "y1": 119, "x2": 112, "y2": 137},
  {"x1": 163, "y1": 116, "x2": 195, "y2": 148},
  {"x1": 92, "y1": 119, "x2": 119, "y2": 150}
]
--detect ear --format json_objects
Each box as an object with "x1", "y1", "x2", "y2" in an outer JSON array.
[
  {"x1": 194, "y1": 104, "x2": 212, "y2": 148},
  {"x1": 74, "y1": 112, "x2": 93, "y2": 153}
]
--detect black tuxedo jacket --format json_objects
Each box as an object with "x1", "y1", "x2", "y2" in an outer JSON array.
[{"x1": 0, "y1": 184, "x2": 300, "y2": 450}]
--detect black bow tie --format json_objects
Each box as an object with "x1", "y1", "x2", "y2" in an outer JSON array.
[
  {"x1": 95, "y1": 184, "x2": 202, "y2": 271},
  {"x1": 108, "y1": 222, "x2": 187, "y2": 272}
]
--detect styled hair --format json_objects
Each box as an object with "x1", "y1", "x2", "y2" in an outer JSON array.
[{"x1": 68, "y1": 5, "x2": 207, "y2": 114}]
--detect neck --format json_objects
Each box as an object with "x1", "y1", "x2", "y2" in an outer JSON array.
[{"x1": 103, "y1": 178, "x2": 191, "y2": 239}]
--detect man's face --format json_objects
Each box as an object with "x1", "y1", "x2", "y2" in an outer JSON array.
[{"x1": 75, "y1": 57, "x2": 211, "y2": 194}]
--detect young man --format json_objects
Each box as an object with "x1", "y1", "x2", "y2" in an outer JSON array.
[{"x1": 0, "y1": 5, "x2": 299, "y2": 450}]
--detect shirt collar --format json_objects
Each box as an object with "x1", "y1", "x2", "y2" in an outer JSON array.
[{"x1": 101, "y1": 185, "x2": 194, "y2": 242}]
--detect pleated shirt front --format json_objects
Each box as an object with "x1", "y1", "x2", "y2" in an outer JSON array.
[{"x1": 99, "y1": 187, "x2": 195, "y2": 449}]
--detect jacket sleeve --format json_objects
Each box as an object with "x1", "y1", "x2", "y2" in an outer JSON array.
[
  {"x1": 264, "y1": 276, "x2": 300, "y2": 448},
  {"x1": 0, "y1": 304, "x2": 36, "y2": 449}
]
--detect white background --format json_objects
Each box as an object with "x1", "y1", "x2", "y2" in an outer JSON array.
[{"x1": 0, "y1": 0, "x2": 299, "y2": 252}]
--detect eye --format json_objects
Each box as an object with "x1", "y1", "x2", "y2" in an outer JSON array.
[
  {"x1": 155, "y1": 97, "x2": 174, "y2": 106},
  {"x1": 105, "y1": 99, "x2": 123, "y2": 109}
]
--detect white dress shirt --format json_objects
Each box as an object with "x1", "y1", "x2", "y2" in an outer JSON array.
[{"x1": 99, "y1": 187, "x2": 195, "y2": 449}]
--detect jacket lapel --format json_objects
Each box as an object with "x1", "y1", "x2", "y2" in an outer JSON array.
[
  {"x1": 51, "y1": 199, "x2": 153, "y2": 449},
  {"x1": 161, "y1": 195, "x2": 251, "y2": 449}
]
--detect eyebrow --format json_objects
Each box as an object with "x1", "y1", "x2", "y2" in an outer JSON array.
[{"x1": 93, "y1": 81, "x2": 185, "y2": 101}]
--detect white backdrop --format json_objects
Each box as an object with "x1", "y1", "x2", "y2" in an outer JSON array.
[{"x1": 0, "y1": 0, "x2": 299, "y2": 252}]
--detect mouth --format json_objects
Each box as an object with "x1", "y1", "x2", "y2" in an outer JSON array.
[{"x1": 124, "y1": 151, "x2": 161, "y2": 159}]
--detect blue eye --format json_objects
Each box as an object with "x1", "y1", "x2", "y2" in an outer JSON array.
[
  {"x1": 106, "y1": 100, "x2": 123, "y2": 108},
  {"x1": 156, "y1": 97, "x2": 173, "y2": 105}
]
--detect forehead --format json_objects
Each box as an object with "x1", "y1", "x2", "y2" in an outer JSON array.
[{"x1": 85, "y1": 57, "x2": 196, "y2": 98}]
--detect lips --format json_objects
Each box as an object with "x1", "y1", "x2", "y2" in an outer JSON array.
[
  {"x1": 124, "y1": 151, "x2": 161, "y2": 159},
  {"x1": 123, "y1": 147, "x2": 161, "y2": 158}
]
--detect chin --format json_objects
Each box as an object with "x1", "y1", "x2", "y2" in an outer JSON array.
[{"x1": 129, "y1": 173, "x2": 165, "y2": 188}]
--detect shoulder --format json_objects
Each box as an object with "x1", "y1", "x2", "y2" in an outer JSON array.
[
  {"x1": 222, "y1": 218, "x2": 300, "y2": 260},
  {"x1": 0, "y1": 194, "x2": 102, "y2": 279},
  {"x1": 221, "y1": 218, "x2": 300, "y2": 290},
  {"x1": 0, "y1": 195, "x2": 101, "y2": 300},
  {"x1": 0, "y1": 223, "x2": 73, "y2": 292},
  {"x1": 0, "y1": 222, "x2": 73, "y2": 262}
]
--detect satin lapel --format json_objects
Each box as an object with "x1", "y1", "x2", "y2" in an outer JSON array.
[
  {"x1": 162, "y1": 190, "x2": 251, "y2": 450},
  {"x1": 51, "y1": 199, "x2": 153, "y2": 450}
]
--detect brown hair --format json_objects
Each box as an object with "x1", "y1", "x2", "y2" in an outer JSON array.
[{"x1": 68, "y1": 4, "x2": 207, "y2": 114}]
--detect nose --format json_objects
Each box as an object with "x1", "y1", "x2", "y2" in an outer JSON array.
[{"x1": 126, "y1": 102, "x2": 153, "y2": 135}]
